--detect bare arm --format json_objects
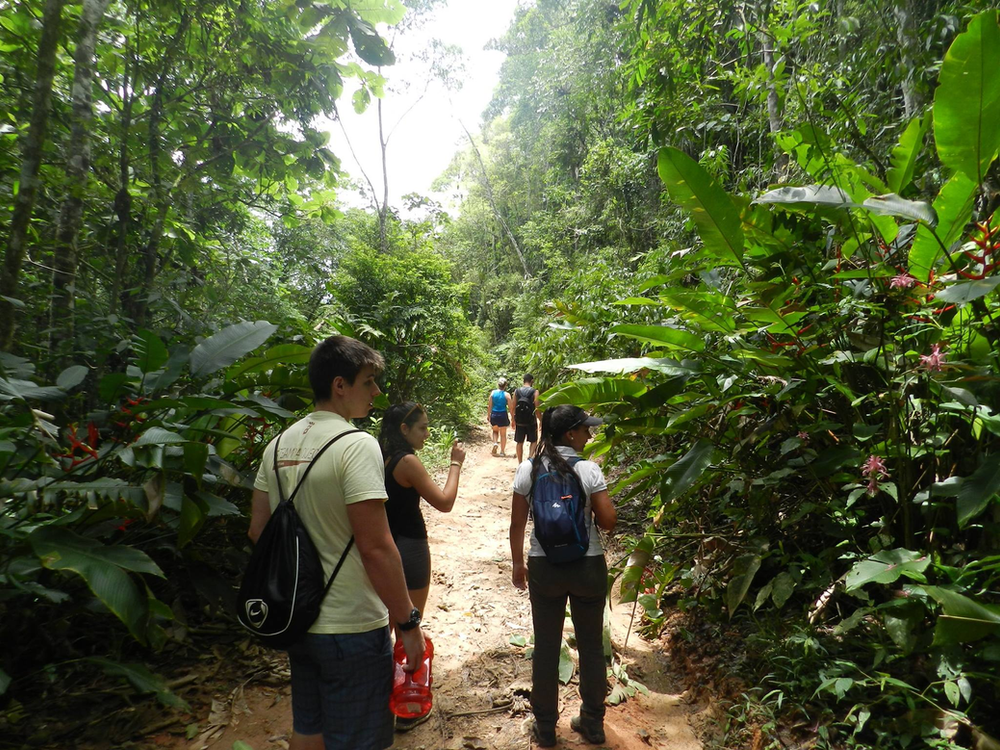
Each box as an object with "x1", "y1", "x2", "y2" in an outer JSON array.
[
  {"x1": 506, "y1": 393, "x2": 514, "y2": 424},
  {"x1": 347, "y1": 498, "x2": 425, "y2": 668},
  {"x1": 248, "y1": 489, "x2": 271, "y2": 543},
  {"x1": 395, "y1": 442, "x2": 465, "y2": 513},
  {"x1": 509, "y1": 492, "x2": 530, "y2": 589},
  {"x1": 590, "y1": 489, "x2": 617, "y2": 531}
]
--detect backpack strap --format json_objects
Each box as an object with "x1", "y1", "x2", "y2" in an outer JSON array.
[
  {"x1": 271, "y1": 427, "x2": 364, "y2": 597},
  {"x1": 272, "y1": 428, "x2": 363, "y2": 507}
]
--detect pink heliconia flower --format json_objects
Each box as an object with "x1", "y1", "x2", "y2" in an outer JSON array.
[
  {"x1": 862, "y1": 454, "x2": 889, "y2": 496},
  {"x1": 890, "y1": 273, "x2": 917, "y2": 289},
  {"x1": 919, "y1": 344, "x2": 945, "y2": 373}
]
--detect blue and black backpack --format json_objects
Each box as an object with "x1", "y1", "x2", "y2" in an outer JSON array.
[{"x1": 529, "y1": 457, "x2": 590, "y2": 563}]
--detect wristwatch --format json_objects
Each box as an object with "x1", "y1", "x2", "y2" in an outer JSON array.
[{"x1": 397, "y1": 607, "x2": 421, "y2": 631}]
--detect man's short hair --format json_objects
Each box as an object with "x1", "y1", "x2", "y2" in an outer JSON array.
[
  {"x1": 523, "y1": 374, "x2": 534, "y2": 384},
  {"x1": 309, "y1": 336, "x2": 384, "y2": 402}
]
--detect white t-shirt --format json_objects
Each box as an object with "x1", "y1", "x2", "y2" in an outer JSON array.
[
  {"x1": 254, "y1": 411, "x2": 389, "y2": 634},
  {"x1": 512, "y1": 445, "x2": 608, "y2": 557}
]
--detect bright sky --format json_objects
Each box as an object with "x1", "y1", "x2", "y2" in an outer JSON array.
[{"x1": 327, "y1": 0, "x2": 522, "y2": 211}]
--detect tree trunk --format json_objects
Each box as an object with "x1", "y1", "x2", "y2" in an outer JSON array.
[
  {"x1": 759, "y1": 29, "x2": 787, "y2": 179},
  {"x1": 893, "y1": 0, "x2": 924, "y2": 119},
  {"x1": 110, "y1": 43, "x2": 135, "y2": 318},
  {"x1": 377, "y1": 98, "x2": 390, "y2": 253},
  {"x1": 48, "y1": 0, "x2": 113, "y2": 358},
  {"x1": 458, "y1": 121, "x2": 531, "y2": 279},
  {"x1": 0, "y1": 0, "x2": 66, "y2": 351}
]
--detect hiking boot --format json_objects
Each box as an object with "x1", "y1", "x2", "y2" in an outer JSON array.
[
  {"x1": 491, "y1": 443, "x2": 499, "y2": 456},
  {"x1": 395, "y1": 709, "x2": 432, "y2": 732},
  {"x1": 530, "y1": 719, "x2": 557, "y2": 747},
  {"x1": 570, "y1": 715, "x2": 605, "y2": 744}
]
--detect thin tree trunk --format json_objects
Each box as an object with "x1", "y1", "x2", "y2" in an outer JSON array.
[
  {"x1": 377, "y1": 98, "x2": 390, "y2": 253},
  {"x1": 110, "y1": 43, "x2": 135, "y2": 317},
  {"x1": 0, "y1": 0, "x2": 65, "y2": 351},
  {"x1": 458, "y1": 121, "x2": 531, "y2": 279},
  {"x1": 759, "y1": 30, "x2": 787, "y2": 179},
  {"x1": 48, "y1": 0, "x2": 113, "y2": 358},
  {"x1": 893, "y1": 0, "x2": 923, "y2": 119}
]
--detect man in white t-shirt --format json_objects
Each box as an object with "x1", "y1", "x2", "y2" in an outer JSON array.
[{"x1": 249, "y1": 336, "x2": 424, "y2": 750}]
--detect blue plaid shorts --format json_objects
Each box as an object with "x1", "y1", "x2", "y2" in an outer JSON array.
[{"x1": 286, "y1": 626, "x2": 393, "y2": 749}]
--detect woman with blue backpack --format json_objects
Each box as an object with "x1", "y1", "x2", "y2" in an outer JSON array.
[
  {"x1": 508, "y1": 405, "x2": 617, "y2": 747},
  {"x1": 487, "y1": 377, "x2": 513, "y2": 456}
]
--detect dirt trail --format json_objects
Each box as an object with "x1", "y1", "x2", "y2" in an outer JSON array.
[{"x1": 151, "y1": 426, "x2": 703, "y2": 750}]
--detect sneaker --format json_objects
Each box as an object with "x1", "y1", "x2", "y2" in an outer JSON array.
[
  {"x1": 530, "y1": 719, "x2": 557, "y2": 747},
  {"x1": 570, "y1": 715, "x2": 605, "y2": 744},
  {"x1": 491, "y1": 443, "x2": 499, "y2": 456},
  {"x1": 395, "y1": 710, "x2": 432, "y2": 732}
]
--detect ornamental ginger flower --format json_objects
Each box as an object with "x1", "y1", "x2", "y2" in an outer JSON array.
[
  {"x1": 890, "y1": 273, "x2": 917, "y2": 289},
  {"x1": 919, "y1": 343, "x2": 945, "y2": 373},
  {"x1": 862, "y1": 454, "x2": 889, "y2": 496}
]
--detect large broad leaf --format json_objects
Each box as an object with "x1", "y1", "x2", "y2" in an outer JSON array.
[
  {"x1": 190, "y1": 321, "x2": 278, "y2": 378},
  {"x1": 558, "y1": 642, "x2": 574, "y2": 684},
  {"x1": 955, "y1": 460, "x2": 1000, "y2": 528},
  {"x1": 28, "y1": 527, "x2": 164, "y2": 643},
  {"x1": 860, "y1": 194, "x2": 936, "y2": 226},
  {"x1": 726, "y1": 554, "x2": 761, "y2": 618},
  {"x1": 934, "y1": 10, "x2": 1000, "y2": 182},
  {"x1": 845, "y1": 548, "x2": 930, "y2": 591},
  {"x1": 887, "y1": 113, "x2": 931, "y2": 193},
  {"x1": 226, "y1": 344, "x2": 313, "y2": 379},
  {"x1": 350, "y1": 0, "x2": 407, "y2": 25},
  {"x1": 657, "y1": 147, "x2": 744, "y2": 264},
  {"x1": 908, "y1": 172, "x2": 978, "y2": 281},
  {"x1": 85, "y1": 657, "x2": 189, "y2": 709},
  {"x1": 567, "y1": 357, "x2": 700, "y2": 376},
  {"x1": 754, "y1": 184, "x2": 854, "y2": 208},
  {"x1": 661, "y1": 439, "x2": 715, "y2": 503},
  {"x1": 56, "y1": 365, "x2": 89, "y2": 390},
  {"x1": 0, "y1": 377, "x2": 65, "y2": 401},
  {"x1": 133, "y1": 329, "x2": 168, "y2": 374},
  {"x1": 133, "y1": 427, "x2": 187, "y2": 446},
  {"x1": 935, "y1": 277, "x2": 1000, "y2": 305},
  {"x1": 609, "y1": 324, "x2": 705, "y2": 352},
  {"x1": 923, "y1": 586, "x2": 1000, "y2": 645},
  {"x1": 542, "y1": 378, "x2": 648, "y2": 407}
]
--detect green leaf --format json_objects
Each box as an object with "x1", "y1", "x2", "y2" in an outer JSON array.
[
  {"x1": 771, "y1": 572, "x2": 796, "y2": 609},
  {"x1": 226, "y1": 344, "x2": 313, "y2": 379},
  {"x1": 178, "y1": 496, "x2": 206, "y2": 548},
  {"x1": 935, "y1": 277, "x2": 1000, "y2": 305},
  {"x1": 887, "y1": 113, "x2": 931, "y2": 193},
  {"x1": 845, "y1": 549, "x2": 930, "y2": 591},
  {"x1": 190, "y1": 321, "x2": 278, "y2": 378},
  {"x1": 509, "y1": 634, "x2": 527, "y2": 647},
  {"x1": 754, "y1": 184, "x2": 854, "y2": 208},
  {"x1": 350, "y1": 0, "x2": 406, "y2": 25},
  {"x1": 568, "y1": 358, "x2": 700, "y2": 377},
  {"x1": 85, "y1": 657, "x2": 189, "y2": 710},
  {"x1": 662, "y1": 440, "x2": 715, "y2": 503},
  {"x1": 924, "y1": 586, "x2": 1000, "y2": 644},
  {"x1": 133, "y1": 427, "x2": 186, "y2": 446},
  {"x1": 955, "y1": 460, "x2": 1000, "y2": 528},
  {"x1": 28, "y1": 527, "x2": 164, "y2": 643},
  {"x1": 609, "y1": 324, "x2": 705, "y2": 352},
  {"x1": 56, "y1": 365, "x2": 89, "y2": 390},
  {"x1": 541, "y1": 378, "x2": 647, "y2": 407},
  {"x1": 933, "y1": 10, "x2": 1000, "y2": 182},
  {"x1": 133, "y1": 329, "x2": 168, "y2": 374},
  {"x1": 0, "y1": 667, "x2": 9, "y2": 695},
  {"x1": 657, "y1": 146, "x2": 744, "y2": 264},
  {"x1": 908, "y1": 172, "x2": 978, "y2": 281},
  {"x1": 558, "y1": 643, "x2": 574, "y2": 684},
  {"x1": 232, "y1": 742, "x2": 255, "y2": 750},
  {"x1": 860, "y1": 194, "x2": 936, "y2": 226},
  {"x1": 726, "y1": 554, "x2": 761, "y2": 618}
]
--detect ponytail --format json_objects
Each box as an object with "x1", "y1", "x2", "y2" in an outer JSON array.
[{"x1": 528, "y1": 406, "x2": 577, "y2": 491}]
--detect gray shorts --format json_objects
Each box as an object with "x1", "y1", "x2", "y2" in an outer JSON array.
[
  {"x1": 286, "y1": 627, "x2": 393, "y2": 749},
  {"x1": 394, "y1": 534, "x2": 431, "y2": 589}
]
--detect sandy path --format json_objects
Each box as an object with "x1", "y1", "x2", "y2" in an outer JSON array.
[{"x1": 152, "y1": 426, "x2": 702, "y2": 750}]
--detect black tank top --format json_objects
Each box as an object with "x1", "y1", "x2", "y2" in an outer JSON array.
[{"x1": 385, "y1": 450, "x2": 427, "y2": 540}]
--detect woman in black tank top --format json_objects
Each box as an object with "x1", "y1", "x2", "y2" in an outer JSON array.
[{"x1": 378, "y1": 403, "x2": 465, "y2": 626}]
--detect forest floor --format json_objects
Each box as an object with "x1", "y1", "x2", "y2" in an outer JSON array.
[{"x1": 135, "y1": 425, "x2": 706, "y2": 750}]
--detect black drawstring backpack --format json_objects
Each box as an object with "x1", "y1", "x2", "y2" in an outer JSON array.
[{"x1": 237, "y1": 429, "x2": 361, "y2": 649}]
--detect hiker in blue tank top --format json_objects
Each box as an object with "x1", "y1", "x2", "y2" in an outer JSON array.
[
  {"x1": 508, "y1": 405, "x2": 617, "y2": 748},
  {"x1": 487, "y1": 377, "x2": 513, "y2": 456}
]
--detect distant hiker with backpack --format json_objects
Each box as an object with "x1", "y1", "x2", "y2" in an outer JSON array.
[
  {"x1": 513, "y1": 373, "x2": 541, "y2": 462},
  {"x1": 247, "y1": 336, "x2": 425, "y2": 750},
  {"x1": 487, "y1": 377, "x2": 513, "y2": 456},
  {"x1": 378, "y1": 401, "x2": 466, "y2": 731},
  {"x1": 508, "y1": 405, "x2": 617, "y2": 748}
]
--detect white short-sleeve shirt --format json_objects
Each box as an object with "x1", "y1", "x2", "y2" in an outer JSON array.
[{"x1": 512, "y1": 445, "x2": 608, "y2": 557}]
